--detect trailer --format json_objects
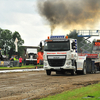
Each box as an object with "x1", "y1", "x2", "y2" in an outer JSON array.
[{"x1": 40, "y1": 35, "x2": 100, "y2": 75}]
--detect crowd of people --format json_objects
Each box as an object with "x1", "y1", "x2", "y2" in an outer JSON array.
[
  {"x1": 13, "y1": 56, "x2": 26, "y2": 67},
  {"x1": 0, "y1": 50, "x2": 26, "y2": 67}
]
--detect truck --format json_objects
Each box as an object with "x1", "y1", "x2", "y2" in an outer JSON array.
[
  {"x1": 25, "y1": 48, "x2": 37, "y2": 65},
  {"x1": 26, "y1": 53, "x2": 37, "y2": 65},
  {"x1": 40, "y1": 35, "x2": 100, "y2": 75}
]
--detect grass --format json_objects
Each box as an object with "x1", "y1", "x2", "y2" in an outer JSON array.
[
  {"x1": 0, "y1": 64, "x2": 43, "y2": 70},
  {"x1": 39, "y1": 82, "x2": 100, "y2": 100}
]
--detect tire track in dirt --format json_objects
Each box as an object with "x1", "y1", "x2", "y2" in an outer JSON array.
[{"x1": 0, "y1": 71, "x2": 100, "y2": 100}]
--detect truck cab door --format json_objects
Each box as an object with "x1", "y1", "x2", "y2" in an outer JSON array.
[{"x1": 72, "y1": 42, "x2": 75, "y2": 50}]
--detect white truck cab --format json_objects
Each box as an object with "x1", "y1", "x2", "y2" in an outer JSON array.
[{"x1": 40, "y1": 35, "x2": 86, "y2": 75}]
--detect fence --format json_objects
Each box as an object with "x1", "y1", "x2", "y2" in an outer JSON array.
[{"x1": 0, "y1": 61, "x2": 19, "y2": 67}]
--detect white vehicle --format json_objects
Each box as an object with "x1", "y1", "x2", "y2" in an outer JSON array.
[
  {"x1": 26, "y1": 49, "x2": 37, "y2": 65},
  {"x1": 40, "y1": 35, "x2": 87, "y2": 75}
]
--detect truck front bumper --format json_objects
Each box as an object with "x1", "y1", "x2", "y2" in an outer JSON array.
[
  {"x1": 44, "y1": 65, "x2": 75, "y2": 70},
  {"x1": 44, "y1": 60, "x2": 75, "y2": 70}
]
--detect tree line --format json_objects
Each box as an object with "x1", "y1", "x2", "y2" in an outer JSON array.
[
  {"x1": 0, "y1": 28, "x2": 94, "y2": 59},
  {"x1": 0, "y1": 28, "x2": 24, "y2": 58}
]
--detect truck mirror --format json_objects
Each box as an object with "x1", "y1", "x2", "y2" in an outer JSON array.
[
  {"x1": 72, "y1": 42, "x2": 75, "y2": 49},
  {"x1": 40, "y1": 42, "x2": 42, "y2": 51}
]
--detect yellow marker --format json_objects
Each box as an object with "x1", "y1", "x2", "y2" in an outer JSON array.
[{"x1": 1, "y1": 61, "x2": 4, "y2": 65}]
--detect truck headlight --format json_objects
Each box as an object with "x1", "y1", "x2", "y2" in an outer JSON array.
[
  {"x1": 44, "y1": 62, "x2": 47, "y2": 66},
  {"x1": 66, "y1": 62, "x2": 71, "y2": 65},
  {"x1": 43, "y1": 55, "x2": 47, "y2": 60}
]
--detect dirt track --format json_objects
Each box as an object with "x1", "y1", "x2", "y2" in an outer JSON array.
[{"x1": 0, "y1": 71, "x2": 100, "y2": 100}]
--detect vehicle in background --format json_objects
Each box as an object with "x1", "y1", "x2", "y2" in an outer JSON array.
[
  {"x1": 92, "y1": 40, "x2": 100, "y2": 71},
  {"x1": 26, "y1": 52, "x2": 37, "y2": 65},
  {"x1": 2, "y1": 55, "x2": 8, "y2": 61}
]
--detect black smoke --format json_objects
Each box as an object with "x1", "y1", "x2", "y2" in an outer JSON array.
[{"x1": 37, "y1": 0, "x2": 100, "y2": 33}]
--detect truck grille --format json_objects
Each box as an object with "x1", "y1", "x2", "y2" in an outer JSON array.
[{"x1": 48, "y1": 59, "x2": 66, "y2": 67}]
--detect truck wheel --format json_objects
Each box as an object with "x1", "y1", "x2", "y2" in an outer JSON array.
[
  {"x1": 71, "y1": 60, "x2": 76, "y2": 75},
  {"x1": 71, "y1": 70, "x2": 75, "y2": 75},
  {"x1": 34, "y1": 62, "x2": 37, "y2": 65},
  {"x1": 26, "y1": 63, "x2": 29, "y2": 65},
  {"x1": 94, "y1": 65, "x2": 97, "y2": 73},
  {"x1": 82, "y1": 61, "x2": 86, "y2": 75},
  {"x1": 77, "y1": 71, "x2": 81, "y2": 75},
  {"x1": 46, "y1": 70, "x2": 51, "y2": 75},
  {"x1": 56, "y1": 71, "x2": 60, "y2": 74}
]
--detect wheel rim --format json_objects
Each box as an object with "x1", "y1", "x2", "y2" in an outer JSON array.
[
  {"x1": 83, "y1": 62, "x2": 86, "y2": 74},
  {"x1": 84, "y1": 67, "x2": 86, "y2": 74}
]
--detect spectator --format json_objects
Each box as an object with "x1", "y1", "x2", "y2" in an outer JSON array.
[
  {"x1": 13, "y1": 56, "x2": 18, "y2": 67},
  {"x1": 14, "y1": 56, "x2": 18, "y2": 61},
  {"x1": 19, "y1": 56, "x2": 23, "y2": 67}
]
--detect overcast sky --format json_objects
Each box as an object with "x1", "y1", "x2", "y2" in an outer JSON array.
[
  {"x1": 0, "y1": 0, "x2": 100, "y2": 49},
  {"x1": 0, "y1": 0, "x2": 52, "y2": 47}
]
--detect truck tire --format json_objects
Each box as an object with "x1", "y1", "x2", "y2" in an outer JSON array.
[
  {"x1": 81, "y1": 61, "x2": 86, "y2": 75},
  {"x1": 71, "y1": 60, "x2": 76, "y2": 75},
  {"x1": 77, "y1": 71, "x2": 81, "y2": 75},
  {"x1": 71, "y1": 70, "x2": 75, "y2": 75},
  {"x1": 26, "y1": 63, "x2": 29, "y2": 65},
  {"x1": 77, "y1": 61, "x2": 86, "y2": 75},
  {"x1": 34, "y1": 62, "x2": 37, "y2": 65},
  {"x1": 46, "y1": 70, "x2": 51, "y2": 75},
  {"x1": 56, "y1": 71, "x2": 60, "y2": 74}
]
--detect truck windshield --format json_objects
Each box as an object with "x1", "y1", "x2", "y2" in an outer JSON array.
[{"x1": 44, "y1": 41, "x2": 70, "y2": 51}]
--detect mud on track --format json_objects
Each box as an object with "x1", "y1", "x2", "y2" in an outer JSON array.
[{"x1": 0, "y1": 71, "x2": 100, "y2": 100}]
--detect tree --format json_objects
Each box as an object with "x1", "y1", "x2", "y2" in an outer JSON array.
[
  {"x1": 0, "y1": 28, "x2": 24, "y2": 58},
  {"x1": 0, "y1": 29, "x2": 12, "y2": 55},
  {"x1": 9, "y1": 31, "x2": 24, "y2": 57}
]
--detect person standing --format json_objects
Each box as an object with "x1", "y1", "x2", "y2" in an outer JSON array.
[
  {"x1": 13, "y1": 56, "x2": 18, "y2": 67},
  {"x1": 19, "y1": 56, "x2": 23, "y2": 67}
]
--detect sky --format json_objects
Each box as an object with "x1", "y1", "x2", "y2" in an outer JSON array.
[
  {"x1": 0, "y1": 0, "x2": 100, "y2": 50},
  {"x1": 0, "y1": 0, "x2": 52, "y2": 47}
]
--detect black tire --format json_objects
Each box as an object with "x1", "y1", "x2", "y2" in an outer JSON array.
[
  {"x1": 77, "y1": 61, "x2": 86, "y2": 75},
  {"x1": 34, "y1": 62, "x2": 37, "y2": 65},
  {"x1": 94, "y1": 65, "x2": 97, "y2": 73},
  {"x1": 26, "y1": 63, "x2": 29, "y2": 65},
  {"x1": 71, "y1": 60, "x2": 76, "y2": 75},
  {"x1": 71, "y1": 70, "x2": 75, "y2": 75},
  {"x1": 61, "y1": 71, "x2": 65, "y2": 75},
  {"x1": 56, "y1": 71, "x2": 60, "y2": 74},
  {"x1": 77, "y1": 71, "x2": 81, "y2": 75},
  {"x1": 81, "y1": 61, "x2": 87, "y2": 75},
  {"x1": 46, "y1": 70, "x2": 51, "y2": 75}
]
